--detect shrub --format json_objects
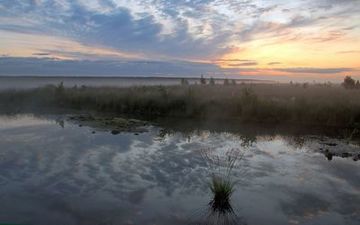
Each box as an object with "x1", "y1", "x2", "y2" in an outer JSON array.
[
  {"x1": 209, "y1": 77, "x2": 215, "y2": 86},
  {"x1": 200, "y1": 75, "x2": 206, "y2": 85},
  {"x1": 342, "y1": 76, "x2": 356, "y2": 89}
]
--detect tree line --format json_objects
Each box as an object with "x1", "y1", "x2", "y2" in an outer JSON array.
[{"x1": 181, "y1": 75, "x2": 237, "y2": 86}]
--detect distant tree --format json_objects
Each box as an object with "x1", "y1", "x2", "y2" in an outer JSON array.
[
  {"x1": 55, "y1": 81, "x2": 65, "y2": 96},
  {"x1": 302, "y1": 82, "x2": 309, "y2": 89},
  {"x1": 181, "y1": 78, "x2": 189, "y2": 85},
  {"x1": 200, "y1": 75, "x2": 206, "y2": 85},
  {"x1": 55, "y1": 81, "x2": 65, "y2": 103},
  {"x1": 290, "y1": 81, "x2": 293, "y2": 85},
  {"x1": 209, "y1": 77, "x2": 215, "y2": 85},
  {"x1": 231, "y1": 79, "x2": 236, "y2": 85},
  {"x1": 223, "y1": 78, "x2": 229, "y2": 85},
  {"x1": 356, "y1": 80, "x2": 360, "y2": 89},
  {"x1": 342, "y1": 76, "x2": 356, "y2": 89}
]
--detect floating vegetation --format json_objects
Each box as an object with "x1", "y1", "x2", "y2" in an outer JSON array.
[{"x1": 68, "y1": 114, "x2": 149, "y2": 134}]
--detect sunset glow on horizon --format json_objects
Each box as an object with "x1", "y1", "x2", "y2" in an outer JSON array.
[{"x1": 0, "y1": 0, "x2": 359, "y2": 81}]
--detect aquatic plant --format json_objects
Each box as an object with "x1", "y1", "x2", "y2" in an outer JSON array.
[
  {"x1": 201, "y1": 148, "x2": 245, "y2": 177},
  {"x1": 209, "y1": 175, "x2": 235, "y2": 214},
  {"x1": 197, "y1": 148, "x2": 247, "y2": 225}
]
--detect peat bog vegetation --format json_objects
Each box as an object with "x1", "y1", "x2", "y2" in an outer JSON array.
[{"x1": 1, "y1": 77, "x2": 360, "y2": 129}]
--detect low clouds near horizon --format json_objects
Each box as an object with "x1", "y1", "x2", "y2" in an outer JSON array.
[{"x1": 0, "y1": 0, "x2": 359, "y2": 81}]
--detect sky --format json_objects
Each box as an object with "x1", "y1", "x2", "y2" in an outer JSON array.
[{"x1": 0, "y1": 0, "x2": 359, "y2": 81}]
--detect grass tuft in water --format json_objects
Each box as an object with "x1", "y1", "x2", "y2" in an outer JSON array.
[{"x1": 209, "y1": 175, "x2": 235, "y2": 214}]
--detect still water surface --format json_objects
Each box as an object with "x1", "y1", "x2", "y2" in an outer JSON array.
[{"x1": 0, "y1": 114, "x2": 359, "y2": 225}]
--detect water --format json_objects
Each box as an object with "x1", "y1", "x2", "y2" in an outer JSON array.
[{"x1": 0, "y1": 114, "x2": 359, "y2": 225}]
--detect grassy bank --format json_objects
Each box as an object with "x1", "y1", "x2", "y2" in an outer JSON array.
[{"x1": 1, "y1": 83, "x2": 360, "y2": 128}]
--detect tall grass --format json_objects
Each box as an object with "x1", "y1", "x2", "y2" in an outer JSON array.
[{"x1": 1, "y1": 83, "x2": 360, "y2": 127}]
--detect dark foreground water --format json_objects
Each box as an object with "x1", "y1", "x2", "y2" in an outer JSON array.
[{"x1": 0, "y1": 114, "x2": 359, "y2": 225}]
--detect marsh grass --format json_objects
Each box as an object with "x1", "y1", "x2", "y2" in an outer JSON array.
[{"x1": 1, "y1": 83, "x2": 360, "y2": 127}]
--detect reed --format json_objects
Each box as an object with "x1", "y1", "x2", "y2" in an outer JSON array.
[{"x1": 1, "y1": 83, "x2": 360, "y2": 127}]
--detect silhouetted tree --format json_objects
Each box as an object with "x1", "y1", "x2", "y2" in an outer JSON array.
[
  {"x1": 342, "y1": 76, "x2": 356, "y2": 89},
  {"x1": 231, "y1": 79, "x2": 236, "y2": 85},
  {"x1": 223, "y1": 78, "x2": 229, "y2": 85},
  {"x1": 55, "y1": 81, "x2": 65, "y2": 96},
  {"x1": 200, "y1": 75, "x2": 206, "y2": 85},
  {"x1": 55, "y1": 81, "x2": 65, "y2": 105},
  {"x1": 209, "y1": 77, "x2": 215, "y2": 85},
  {"x1": 356, "y1": 80, "x2": 360, "y2": 89},
  {"x1": 181, "y1": 78, "x2": 189, "y2": 85},
  {"x1": 302, "y1": 82, "x2": 308, "y2": 89}
]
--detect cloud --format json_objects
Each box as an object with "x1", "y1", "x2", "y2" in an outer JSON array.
[
  {"x1": 1, "y1": 0, "x2": 356, "y2": 60},
  {"x1": 228, "y1": 62, "x2": 258, "y2": 67},
  {"x1": 0, "y1": 57, "x2": 221, "y2": 77},
  {"x1": 274, "y1": 67, "x2": 353, "y2": 74},
  {"x1": 0, "y1": 0, "x2": 234, "y2": 60},
  {"x1": 32, "y1": 52, "x2": 51, "y2": 56},
  {"x1": 214, "y1": 59, "x2": 255, "y2": 62},
  {"x1": 268, "y1": 62, "x2": 281, "y2": 65},
  {"x1": 337, "y1": 50, "x2": 360, "y2": 54}
]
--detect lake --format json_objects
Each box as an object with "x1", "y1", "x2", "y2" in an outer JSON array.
[{"x1": 0, "y1": 114, "x2": 359, "y2": 225}]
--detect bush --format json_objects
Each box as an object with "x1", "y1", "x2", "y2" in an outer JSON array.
[
  {"x1": 209, "y1": 77, "x2": 215, "y2": 86},
  {"x1": 200, "y1": 75, "x2": 206, "y2": 85},
  {"x1": 180, "y1": 78, "x2": 189, "y2": 85},
  {"x1": 342, "y1": 76, "x2": 356, "y2": 89}
]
